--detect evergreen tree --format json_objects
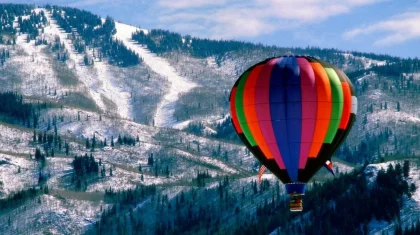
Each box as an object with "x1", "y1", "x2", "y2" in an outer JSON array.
[
  {"x1": 148, "y1": 153, "x2": 154, "y2": 166},
  {"x1": 403, "y1": 160, "x2": 410, "y2": 178},
  {"x1": 65, "y1": 142, "x2": 70, "y2": 156},
  {"x1": 101, "y1": 165, "x2": 106, "y2": 177},
  {"x1": 118, "y1": 134, "x2": 123, "y2": 145},
  {"x1": 92, "y1": 134, "x2": 96, "y2": 150},
  {"x1": 86, "y1": 138, "x2": 90, "y2": 149},
  {"x1": 83, "y1": 54, "x2": 89, "y2": 65}
]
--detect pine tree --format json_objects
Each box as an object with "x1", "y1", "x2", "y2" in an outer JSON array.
[
  {"x1": 101, "y1": 165, "x2": 106, "y2": 177},
  {"x1": 118, "y1": 134, "x2": 122, "y2": 145},
  {"x1": 86, "y1": 138, "x2": 90, "y2": 149},
  {"x1": 148, "y1": 153, "x2": 154, "y2": 166},
  {"x1": 58, "y1": 136, "x2": 62, "y2": 151},
  {"x1": 65, "y1": 142, "x2": 69, "y2": 156},
  {"x1": 84, "y1": 54, "x2": 89, "y2": 65},
  {"x1": 92, "y1": 134, "x2": 96, "y2": 150},
  {"x1": 403, "y1": 160, "x2": 410, "y2": 177}
]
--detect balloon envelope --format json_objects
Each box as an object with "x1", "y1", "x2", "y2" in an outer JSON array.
[{"x1": 229, "y1": 56, "x2": 357, "y2": 184}]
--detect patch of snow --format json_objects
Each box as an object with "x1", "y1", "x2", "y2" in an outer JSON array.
[
  {"x1": 93, "y1": 59, "x2": 132, "y2": 119},
  {"x1": 176, "y1": 149, "x2": 238, "y2": 174},
  {"x1": 0, "y1": 153, "x2": 37, "y2": 198},
  {"x1": 114, "y1": 22, "x2": 197, "y2": 127},
  {"x1": 172, "y1": 120, "x2": 192, "y2": 130},
  {"x1": 370, "y1": 109, "x2": 420, "y2": 125},
  {"x1": 203, "y1": 126, "x2": 216, "y2": 135},
  {"x1": 357, "y1": 72, "x2": 375, "y2": 82},
  {"x1": 368, "y1": 90, "x2": 382, "y2": 100},
  {"x1": 333, "y1": 161, "x2": 354, "y2": 174},
  {"x1": 407, "y1": 161, "x2": 420, "y2": 205},
  {"x1": 364, "y1": 162, "x2": 394, "y2": 185}
]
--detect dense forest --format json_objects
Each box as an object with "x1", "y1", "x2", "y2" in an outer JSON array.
[
  {"x1": 47, "y1": 5, "x2": 140, "y2": 67},
  {"x1": 0, "y1": 186, "x2": 48, "y2": 211},
  {"x1": 0, "y1": 92, "x2": 46, "y2": 128},
  {"x1": 72, "y1": 153, "x2": 100, "y2": 190},
  {"x1": 0, "y1": 4, "x2": 34, "y2": 36},
  {"x1": 17, "y1": 10, "x2": 46, "y2": 40},
  {"x1": 84, "y1": 161, "x2": 417, "y2": 234}
]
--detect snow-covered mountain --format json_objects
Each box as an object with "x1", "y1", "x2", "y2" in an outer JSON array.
[{"x1": 0, "y1": 4, "x2": 419, "y2": 234}]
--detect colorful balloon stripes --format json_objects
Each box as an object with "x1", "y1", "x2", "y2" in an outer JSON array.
[{"x1": 230, "y1": 56, "x2": 357, "y2": 184}]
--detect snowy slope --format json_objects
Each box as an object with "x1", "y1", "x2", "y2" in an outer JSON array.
[
  {"x1": 42, "y1": 9, "x2": 133, "y2": 119},
  {"x1": 114, "y1": 22, "x2": 197, "y2": 127}
]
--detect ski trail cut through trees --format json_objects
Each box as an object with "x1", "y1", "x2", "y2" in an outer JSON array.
[
  {"x1": 114, "y1": 22, "x2": 197, "y2": 127},
  {"x1": 43, "y1": 9, "x2": 132, "y2": 119}
]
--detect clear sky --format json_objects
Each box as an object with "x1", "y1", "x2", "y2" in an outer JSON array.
[{"x1": 3, "y1": 0, "x2": 420, "y2": 58}]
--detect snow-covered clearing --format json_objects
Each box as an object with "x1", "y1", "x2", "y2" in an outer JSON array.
[
  {"x1": 0, "y1": 124, "x2": 33, "y2": 155},
  {"x1": 342, "y1": 53, "x2": 387, "y2": 69},
  {"x1": 0, "y1": 194, "x2": 101, "y2": 234},
  {"x1": 175, "y1": 149, "x2": 238, "y2": 174},
  {"x1": 114, "y1": 22, "x2": 197, "y2": 127},
  {"x1": 172, "y1": 114, "x2": 228, "y2": 131},
  {"x1": 0, "y1": 153, "x2": 37, "y2": 198}
]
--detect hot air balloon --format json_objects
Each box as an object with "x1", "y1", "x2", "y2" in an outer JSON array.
[{"x1": 229, "y1": 56, "x2": 357, "y2": 212}]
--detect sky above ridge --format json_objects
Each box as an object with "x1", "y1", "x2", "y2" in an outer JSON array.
[{"x1": 3, "y1": 0, "x2": 420, "y2": 58}]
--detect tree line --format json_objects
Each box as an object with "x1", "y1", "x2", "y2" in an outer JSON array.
[
  {"x1": 0, "y1": 3, "x2": 34, "y2": 36},
  {"x1": 48, "y1": 5, "x2": 140, "y2": 67},
  {"x1": 0, "y1": 91, "x2": 47, "y2": 128}
]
